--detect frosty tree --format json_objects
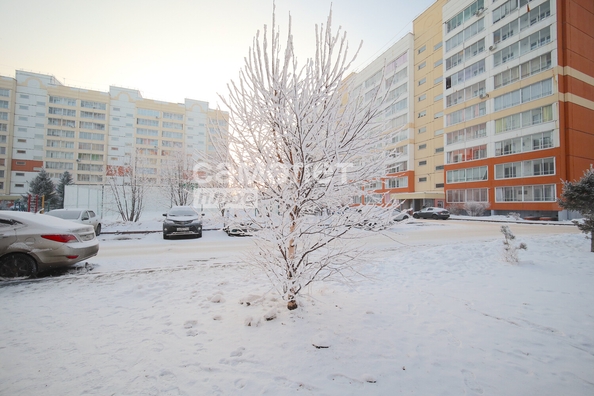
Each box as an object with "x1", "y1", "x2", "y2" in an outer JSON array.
[
  {"x1": 212, "y1": 7, "x2": 399, "y2": 310},
  {"x1": 161, "y1": 152, "x2": 195, "y2": 207},
  {"x1": 106, "y1": 154, "x2": 148, "y2": 222},
  {"x1": 558, "y1": 166, "x2": 594, "y2": 252}
]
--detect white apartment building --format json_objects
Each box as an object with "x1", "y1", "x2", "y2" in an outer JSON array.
[{"x1": 0, "y1": 71, "x2": 228, "y2": 208}]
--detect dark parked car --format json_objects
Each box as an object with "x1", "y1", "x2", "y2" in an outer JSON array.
[
  {"x1": 0, "y1": 211, "x2": 99, "y2": 278},
  {"x1": 47, "y1": 208, "x2": 102, "y2": 235},
  {"x1": 163, "y1": 206, "x2": 203, "y2": 239},
  {"x1": 413, "y1": 207, "x2": 450, "y2": 220}
]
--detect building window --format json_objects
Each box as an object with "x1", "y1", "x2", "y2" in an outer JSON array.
[
  {"x1": 446, "y1": 59, "x2": 485, "y2": 88},
  {"x1": 418, "y1": 94, "x2": 426, "y2": 102},
  {"x1": 447, "y1": 144, "x2": 487, "y2": 163},
  {"x1": 419, "y1": 160, "x2": 427, "y2": 166},
  {"x1": 494, "y1": 53, "x2": 552, "y2": 89},
  {"x1": 446, "y1": 123, "x2": 487, "y2": 145},
  {"x1": 434, "y1": 42, "x2": 443, "y2": 51},
  {"x1": 387, "y1": 161, "x2": 408, "y2": 173},
  {"x1": 434, "y1": 76, "x2": 443, "y2": 85},
  {"x1": 495, "y1": 131, "x2": 554, "y2": 156},
  {"x1": 495, "y1": 105, "x2": 553, "y2": 134},
  {"x1": 49, "y1": 96, "x2": 76, "y2": 106},
  {"x1": 80, "y1": 101, "x2": 106, "y2": 110},
  {"x1": 418, "y1": 127, "x2": 427, "y2": 134},
  {"x1": 495, "y1": 184, "x2": 556, "y2": 202},
  {"x1": 446, "y1": 18, "x2": 485, "y2": 53},
  {"x1": 387, "y1": 176, "x2": 408, "y2": 188},
  {"x1": 434, "y1": 112, "x2": 444, "y2": 119},
  {"x1": 434, "y1": 59, "x2": 443, "y2": 67},
  {"x1": 446, "y1": 80, "x2": 486, "y2": 107},
  {"x1": 446, "y1": 102, "x2": 486, "y2": 126},
  {"x1": 418, "y1": 62, "x2": 426, "y2": 70},
  {"x1": 447, "y1": 166, "x2": 488, "y2": 183},
  {"x1": 418, "y1": 78, "x2": 426, "y2": 86},
  {"x1": 493, "y1": 0, "x2": 519, "y2": 24},
  {"x1": 436, "y1": 183, "x2": 444, "y2": 188},
  {"x1": 493, "y1": 26, "x2": 551, "y2": 67},
  {"x1": 435, "y1": 147, "x2": 444, "y2": 153},
  {"x1": 419, "y1": 177, "x2": 427, "y2": 182},
  {"x1": 436, "y1": 165, "x2": 444, "y2": 171},
  {"x1": 137, "y1": 118, "x2": 159, "y2": 127},
  {"x1": 419, "y1": 144, "x2": 427, "y2": 150},
  {"x1": 494, "y1": 78, "x2": 553, "y2": 112},
  {"x1": 447, "y1": 188, "x2": 489, "y2": 203},
  {"x1": 418, "y1": 45, "x2": 426, "y2": 54},
  {"x1": 446, "y1": 0, "x2": 485, "y2": 33},
  {"x1": 418, "y1": 111, "x2": 427, "y2": 118}
]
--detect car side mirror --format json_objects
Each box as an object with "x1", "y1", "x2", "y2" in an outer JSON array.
[{"x1": 201, "y1": 213, "x2": 205, "y2": 216}]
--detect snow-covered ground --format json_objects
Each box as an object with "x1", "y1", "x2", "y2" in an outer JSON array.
[{"x1": 1, "y1": 219, "x2": 593, "y2": 395}]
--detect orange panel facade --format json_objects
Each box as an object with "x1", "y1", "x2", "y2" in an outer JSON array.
[{"x1": 11, "y1": 159, "x2": 44, "y2": 172}]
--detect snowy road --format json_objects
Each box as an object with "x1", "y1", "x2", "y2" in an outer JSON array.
[{"x1": 91, "y1": 219, "x2": 581, "y2": 273}]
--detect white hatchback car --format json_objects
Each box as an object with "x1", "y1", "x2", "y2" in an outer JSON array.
[
  {"x1": 0, "y1": 211, "x2": 99, "y2": 278},
  {"x1": 46, "y1": 209, "x2": 102, "y2": 235}
]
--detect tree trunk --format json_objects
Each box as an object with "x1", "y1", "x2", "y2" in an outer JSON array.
[{"x1": 591, "y1": 231, "x2": 594, "y2": 253}]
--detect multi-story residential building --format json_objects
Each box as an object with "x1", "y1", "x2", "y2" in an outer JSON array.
[
  {"x1": 352, "y1": 0, "x2": 593, "y2": 218},
  {"x1": 442, "y1": 0, "x2": 593, "y2": 219},
  {"x1": 349, "y1": 34, "x2": 416, "y2": 206},
  {"x1": 413, "y1": 0, "x2": 449, "y2": 208},
  {"x1": 0, "y1": 71, "x2": 228, "y2": 209}
]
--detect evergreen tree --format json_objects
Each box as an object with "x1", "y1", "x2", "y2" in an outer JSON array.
[
  {"x1": 558, "y1": 166, "x2": 594, "y2": 252},
  {"x1": 56, "y1": 171, "x2": 74, "y2": 209},
  {"x1": 28, "y1": 169, "x2": 58, "y2": 211}
]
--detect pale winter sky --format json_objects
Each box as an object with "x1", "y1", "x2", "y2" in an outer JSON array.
[{"x1": 0, "y1": 0, "x2": 435, "y2": 109}]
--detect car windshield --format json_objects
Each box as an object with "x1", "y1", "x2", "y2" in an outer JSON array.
[
  {"x1": 48, "y1": 210, "x2": 81, "y2": 220},
  {"x1": 168, "y1": 208, "x2": 197, "y2": 216}
]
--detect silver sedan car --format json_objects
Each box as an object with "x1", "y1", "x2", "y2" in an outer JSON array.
[
  {"x1": 46, "y1": 208, "x2": 102, "y2": 235},
  {"x1": 0, "y1": 211, "x2": 99, "y2": 278}
]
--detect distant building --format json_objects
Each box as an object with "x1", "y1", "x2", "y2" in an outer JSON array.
[
  {"x1": 0, "y1": 71, "x2": 228, "y2": 209},
  {"x1": 350, "y1": 0, "x2": 593, "y2": 219}
]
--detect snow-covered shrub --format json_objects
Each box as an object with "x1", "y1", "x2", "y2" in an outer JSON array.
[
  {"x1": 501, "y1": 225, "x2": 527, "y2": 263},
  {"x1": 464, "y1": 201, "x2": 490, "y2": 217},
  {"x1": 507, "y1": 212, "x2": 522, "y2": 220},
  {"x1": 447, "y1": 204, "x2": 465, "y2": 215},
  {"x1": 558, "y1": 165, "x2": 594, "y2": 252}
]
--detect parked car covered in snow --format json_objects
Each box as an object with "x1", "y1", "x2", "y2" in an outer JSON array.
[
  {"x1": 47, "y1": 208, "x2": 102, "y2": 235},
  {"x1": 0, "y1": 211, "x2": 99, "y2": 278},
  {"x1": 162, "y1": 206, "x2": 203, "y2": 239},
  {"x1": 412, "y1": 207, "x2": 450, "y2": 220},
  {"x1": 223, "y1": 208, "x2": 261, "y2": 236},
  {"x1": 392, "y1": 209, "x2": 410, "y2": 222}
]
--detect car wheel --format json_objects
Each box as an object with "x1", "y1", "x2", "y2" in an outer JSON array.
[
  {"x1": 95, "y1": 224, "x2": 101, "y2": 236},
  {"x1": 163, "y1": 233, "x2": 169, "y2": 240},
  {"x1": 0, "y1": 253, "x2": 37, "y2": 278},
  {"x1": 413, "y1": 214, "x2": 419, "y2": 219},
  {"x1": 196, "y1": 232, "x2": 203, "y2": 238},
  {"x1": 403, "y1": 215, "x2": 409, "y2": 219},
  {"x1": 432, "y1": 214, "x2": 438, "y2": 219}
]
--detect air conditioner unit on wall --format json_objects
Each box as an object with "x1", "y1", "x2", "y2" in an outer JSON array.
[
  {"x1": 479, "y1": 93, "x2": 489, "y2": 99},
  {"x1": 489, "y1": 45, "x2": 497, "y2": 51},
  {"x1": 475, "y1": 8, "x2": 484, "y2": 16}
]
